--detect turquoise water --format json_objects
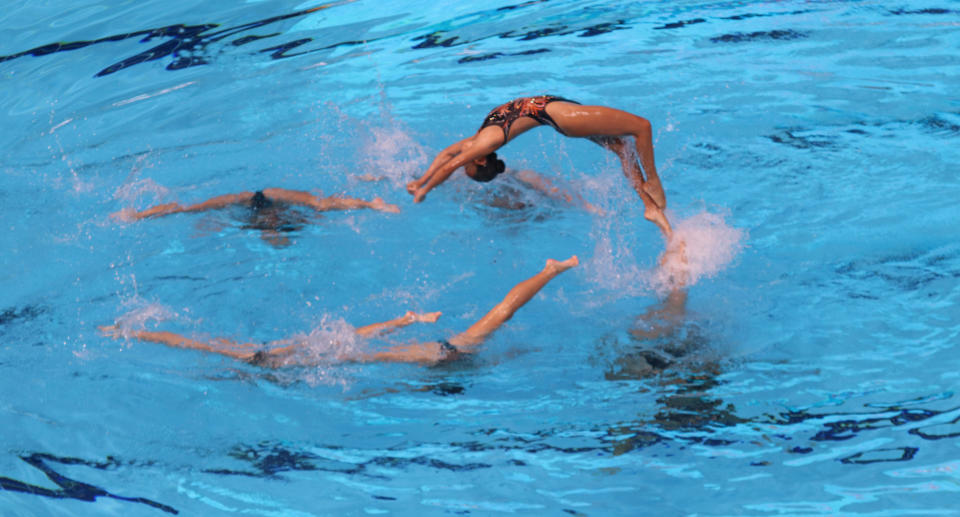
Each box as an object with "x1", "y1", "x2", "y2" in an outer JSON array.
[{"x1": 3, "y1": 0, "x2": 960, "y2": 515}]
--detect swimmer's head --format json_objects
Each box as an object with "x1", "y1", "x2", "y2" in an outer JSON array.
[
  {"x1": 251, "y1": 190, "x2": 270, "y2": 211},
  {"x1": 465, "y1": 152, "x2": 505, "y2": 183}
]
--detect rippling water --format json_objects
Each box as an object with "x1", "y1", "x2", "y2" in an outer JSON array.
[{"x1": 2, "y1": 0, "x2": 959, "y2": 515}]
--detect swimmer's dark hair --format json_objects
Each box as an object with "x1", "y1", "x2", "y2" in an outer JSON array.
[
  {"x1": 470, "y1": 152, "x2": 505, "y2": 183},
  {"x1": 251, "y1": 190, "x2": 271, "y2": 210}
]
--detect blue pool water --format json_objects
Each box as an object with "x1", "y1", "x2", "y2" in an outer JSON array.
[{"x1": 2, "y1": 0, "x2": 960, "y2": 515}]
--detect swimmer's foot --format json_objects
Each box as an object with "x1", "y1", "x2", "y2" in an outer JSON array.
[
  {"x1": 644, "y1": 208, "x2": 672, "y2": 239},
  {"x1": 643, "y1": 177, "x2": 666, "y2": 210},
  {"x1": 546, "y1": 255, "x2": 580, "y2": 274},
  {"x1": 658, "y1": 238, "x2": 690, "y2": 288},
  {"x1": 659, "y1": 238, "x2": 688, "y2": 267}
]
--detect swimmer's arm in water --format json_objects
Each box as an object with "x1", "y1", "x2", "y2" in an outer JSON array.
[
  {"x1": 354, "y1": 311, "x2": 442, "y2": 338},
  {"x1": 116, "y1": 192, "x2": 255, "y2": 220},
  {"x1": 99, "y1": 324, "x2": 300, "y2": 365},
  {"x1": 261, "y1": 188, "x2": 400, "y2": 214},
  {"x1": 99, "y1": 325, "x2": 256, "y2": 360},
  {"x1": 514, "y1": 170, "x2": 603, "y2": 215}
]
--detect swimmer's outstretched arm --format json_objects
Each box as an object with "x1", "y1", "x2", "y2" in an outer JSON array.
[
  {"x1": 118, "y1": 192, "x2": 256, "y2": 220},
  {"x1": 514, "y1": 170, "x2": 603, "y2": 215},
  {"x1": 354, "y1": 256, "x2": 579, "y2": 364},
  {"x1": 408, "y1": 131, "x2": 502, "y2": 203},
  {"x1": 354, "y1": 311, "x2": 442, "y2": 337},
  {"x1": 261, "y1": 188, "x2": 399, "y2": 213},
  {"x1": 98, "y1": 325, "x2": 262, "y2": 361},
  {"x1": 407, "y1": 139, "x2": 467, "y2": 194}
]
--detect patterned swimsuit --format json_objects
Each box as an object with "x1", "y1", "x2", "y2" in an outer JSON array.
[{"x1": 479, "y1": 95, "x2": 579, "y2": 142}]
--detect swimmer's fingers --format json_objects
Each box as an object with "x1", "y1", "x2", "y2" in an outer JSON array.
[
  {"x1": 370, "y1": 197, "x2": 400, "y2": 213},
  {"x1": 416, "y1": 311, "x2": 442, "y2": 323},
  {"x1": 110, "y1": 209, "x2": 136, "y2": 222},
  {"x1": 98, "y1": 324, "x2": 120, "y2": 338},
  {"x1": 585, "y1": 202, "x2": 605, "y2": 216},
  {"x1": 401, "y1": 311, "x2": 442, "y2": 324}
]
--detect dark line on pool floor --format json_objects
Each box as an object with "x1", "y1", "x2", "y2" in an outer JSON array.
[{"x1": 0, "y1": 453, "x2": 178, "y2": 514}]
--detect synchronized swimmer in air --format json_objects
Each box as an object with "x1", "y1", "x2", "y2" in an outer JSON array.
[{"x1": 407, "y1": 95, "x2": 672, "y2": 237}]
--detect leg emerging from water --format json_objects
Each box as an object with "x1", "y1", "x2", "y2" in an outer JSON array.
[
  {"x1": 355, "y1": 257, "x2": 578, "y2": 364},
  {"x1": 450, "y1": 255, "x2": 579, "y2": 350},
  {"x1": 548, "y1": 103, "x2": 667, "y2": 209},
  {"x1": 591, "y1": 136, "x2": 672, "y2": 237}
]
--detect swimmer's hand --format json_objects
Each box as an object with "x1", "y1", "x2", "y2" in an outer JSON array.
[
  {"x1": 109, "y1": 208, "x2": 136, "y2": 222},
  {"x1": 98, "y1": 324, "x2": 121, "y2": 338},
  {"x1": 370, "y1": 197, "x2": 400, "y2": 213},
  {"x1": 115, "y1": 202, "x2": 181, "y2": 221},
  {"x1": 354, "y1": 173, "x2": 386, "y2": 182},
  {"x1": 403, "y1": 311, "x2": 442, "y2": 324}
]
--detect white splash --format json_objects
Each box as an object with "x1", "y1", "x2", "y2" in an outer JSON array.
[
  {"x1": 111, "y1": 178, "x2": 170, "y2": 221},
  {"x1": 359, "y1": 124, "x2": 429, "y2": 187},
  {"x1": 109, "y1": 302, "x2": 178, "y2": 341},
  {"x1": 286, "y1": 316, "x2": 365, "y2": 387},
  {"x1": 587, "y1": 209, "x2": 744, "y2": 296},
  {"x1": 653, "y1": 211, "x2": 746, "y2": 292}
]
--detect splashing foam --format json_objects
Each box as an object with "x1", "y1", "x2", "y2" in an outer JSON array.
[
  {"x1": 359, "y1": 125, "x2": 429, "y2": 187},
  {"x1": 653, "y1": 211, "x2": 745, "y2": 292},
  {"x1": 286, "y1": 316, "x2": 365, "y2": 387},
  {"x1": 588, "y1": 210, "x2": 744, "y2": 296},
  {"x1": 111, "y1": 178, "x2": 170, "y2": 221},
  {"x1": 111, "y1": 302, "x2": 177, "y2": 341}
]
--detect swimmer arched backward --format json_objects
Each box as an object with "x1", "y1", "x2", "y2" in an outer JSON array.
[{"x1": 406, "y1": 95, "x2": 672, "y2": 237}]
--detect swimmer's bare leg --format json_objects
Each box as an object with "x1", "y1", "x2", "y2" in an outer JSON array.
[
  {"x1": 450, "y1": 256, "x2": 579, "y2": 350},
  {"x1": 349, "y1": 259, "x2": 578, "y2": 365},
  {"x1": 591, "y1": 137, "x2": 672, "y2": 237},
  {"x1": 262, "y1": 188, "x2": 400, "y2": 214},
  {"x1": 632, "y1": 127, "x2": 666, "y2": 210},
  {"x1": 355, "y1": 311, "x2": 442, "y2": 338}
]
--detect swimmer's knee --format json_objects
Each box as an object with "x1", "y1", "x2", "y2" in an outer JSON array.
[{"x1": 632, "y1": 117, "x2": 652, "y2": 138}]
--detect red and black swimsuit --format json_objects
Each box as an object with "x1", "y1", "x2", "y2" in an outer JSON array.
[{"x1": 479, "y1": 95, "x2": 579, "y2": 142}]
